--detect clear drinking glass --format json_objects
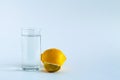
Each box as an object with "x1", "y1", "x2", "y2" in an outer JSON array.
[{"x1": 21, "y1": 28, "x2": 41, "y2": 71}]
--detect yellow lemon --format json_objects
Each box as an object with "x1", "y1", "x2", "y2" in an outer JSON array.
[{"x1": 41, "y1": 48, "x2": 66, "y2": 72}]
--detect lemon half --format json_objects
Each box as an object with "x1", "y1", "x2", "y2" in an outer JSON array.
[{"x1": 41, "y1": 48, "x2": 66, "y2": 72}]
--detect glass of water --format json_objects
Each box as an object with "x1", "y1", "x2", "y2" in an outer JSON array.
[{"x1": 21, "y1": 28, "x2": 41, "y2": 71}]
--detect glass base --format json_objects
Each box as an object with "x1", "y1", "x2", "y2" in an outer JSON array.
[{"x1": 22, "y1": 65, "x2": 39, "y2": 71}]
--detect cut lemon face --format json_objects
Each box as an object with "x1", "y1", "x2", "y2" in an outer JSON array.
[
  {"x1": 44, "y1": 62, "x2": 61, "y2": 72},
  {"x1": 41, "y1": 48, "x2": 66, "y2": 72}
]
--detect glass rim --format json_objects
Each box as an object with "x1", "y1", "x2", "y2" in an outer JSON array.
[{"x1": 21, "y1": 27, "x2": 42, "y2": 35}]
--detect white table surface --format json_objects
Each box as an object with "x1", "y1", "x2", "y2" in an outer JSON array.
[{"x1": 0, "y1": 27, "x2": 120, "y2": 80}]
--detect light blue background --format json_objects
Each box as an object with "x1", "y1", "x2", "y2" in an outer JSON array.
[{"x1": 0, "y1": 0, "x2": 120, "y2": 80}]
